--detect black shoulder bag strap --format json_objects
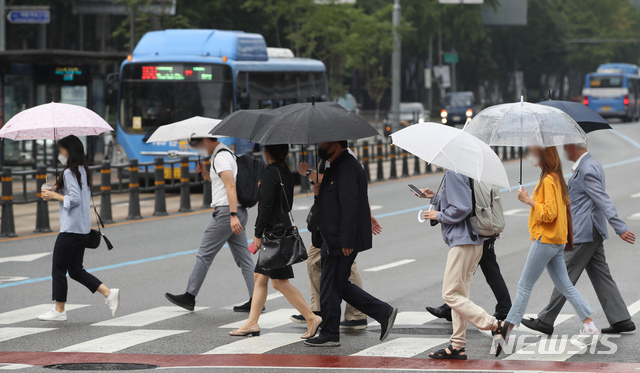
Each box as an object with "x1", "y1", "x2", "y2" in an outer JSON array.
[
  {"x1": 91, "y1": 193, "x2": 114, "y2": 250},
  {"x1": 273, "y1": 167, "x2": 296, "y2": 227},
  {"x1": 466, "y1": 177, "x2": 478, "y2": 241},
  {"x1": 211, "y1": 147, "x2": 236, "y2": 175}
]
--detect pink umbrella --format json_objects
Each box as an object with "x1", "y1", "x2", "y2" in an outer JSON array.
[{"x1": 0, "y1": 102, "x2": 112, "y2": 140}]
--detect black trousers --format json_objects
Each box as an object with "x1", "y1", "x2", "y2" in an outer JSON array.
[
  {"x1": 441, "y1": 238, "x2": 512, "y2": 315},
  {"x1": 319, "y1": 246, "x2": 391, "y2": 341},
  {"x1": 52, "y1": 232, "x2": 102, "y2": 302}
]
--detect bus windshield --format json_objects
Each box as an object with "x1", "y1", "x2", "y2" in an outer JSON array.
[
  {"x1": 589, "y1": 75, "x2": 623, "y2": 88},
  {"x1": 119, "y1": 63, "x2": 233, "y2": 134}
]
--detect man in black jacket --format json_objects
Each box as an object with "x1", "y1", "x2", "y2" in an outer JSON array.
[{"x1": 304, "y1": 141, "x2": 398, "y2": 347}]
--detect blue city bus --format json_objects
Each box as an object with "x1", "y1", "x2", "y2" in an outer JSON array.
[
  {"x1": 582, "y1": 63, "x2": 640, "y2": 122},
  {"x1": 117, "y1": 29, "x2": 328, "y2": 177}
]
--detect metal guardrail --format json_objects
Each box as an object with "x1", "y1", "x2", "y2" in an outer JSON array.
[{"x1": 0, "y1": 141, "x2": 518, "y2": 237}]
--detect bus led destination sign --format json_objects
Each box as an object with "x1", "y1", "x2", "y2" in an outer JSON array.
[{"x1": 141, "y1": 65, "x2": 213, "y2": 81}]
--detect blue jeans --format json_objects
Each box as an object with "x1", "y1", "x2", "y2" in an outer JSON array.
[{"x1": 506, "y1": 240, "x2": 594, "y2": 326}]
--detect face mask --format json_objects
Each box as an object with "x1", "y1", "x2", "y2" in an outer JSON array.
[
  {"x1": 527, "y1": 154, "x2": 540, "y2": 167},
  {"x1": 197, "y1": 148, "x2": 210, "y2": 157},
  {"x1": 318, "y1": 146, "x2": 334, "y2": 161},
  {"x1": 58, "y1": 154, "x2": 68, "y2": 166}
]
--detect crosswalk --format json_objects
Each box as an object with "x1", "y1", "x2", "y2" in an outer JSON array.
[{"x1": 0, "y1": 301, "x2": 638, "y2": 363}]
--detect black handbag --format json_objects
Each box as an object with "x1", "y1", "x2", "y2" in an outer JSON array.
[
  {"x1": 86, "y1": 195, "x2": 114, "y2": 250},
  {"x1": 257, "y1": 169, "x2": 307, "y2": 270}
]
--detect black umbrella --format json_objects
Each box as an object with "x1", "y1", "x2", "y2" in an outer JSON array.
[
  {"x1": 252, "y1": 101, "x2": 380, "y2": 145},
  {"x1": 209, "y1": 108, "x2": 278, "y2": 140},
  {"x1": 538, "y1": 100, "x2": 612, "y2": 133}
]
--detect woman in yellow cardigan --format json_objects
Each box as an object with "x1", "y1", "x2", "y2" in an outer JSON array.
[{"x1": 493, "y1": 146, "x2": 598, "y2": 356}]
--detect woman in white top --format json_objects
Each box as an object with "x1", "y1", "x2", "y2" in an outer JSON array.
[{"x1": 39, "y1": 135, "x2": 120, "y2": 321}]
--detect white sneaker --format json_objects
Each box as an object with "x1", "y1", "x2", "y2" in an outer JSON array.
[
  {"x1": 577, "y1": 325, "x2": 600, "y2": 345},
  {"x1": 106, "y1": 289, "x2": 120, "y2": 317},
  {"x1": 478, "y1": 328, "x2": 493, "y2": 340},
  {"x1": 38, "y1": 308, "x2": 67, "y2": 321}
]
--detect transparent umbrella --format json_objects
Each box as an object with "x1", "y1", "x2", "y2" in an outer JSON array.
[{"x1": 464, "y1": 97, "x2": 588, "y2": 184}]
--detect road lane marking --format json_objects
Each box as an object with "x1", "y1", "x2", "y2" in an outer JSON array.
[
  {"x1": 203, "y1": 333, "x2": 300, "y2": 354},
  {"x1": 368, "y1": 311, "x2": 438, "y2": 327},
  {"x1": 92, "y1": 306, "x2": 208, "y2": 327},
  {"x1": 629, "y1": 212, "x2": 640, "y2": 220},
  {"x1": 55, "y1": 329, "x2": 187, "y2": 353},
  {"x1": 0, "y1": 364, "x2": 33, "y2": 370},
  {"x1": 219, "y1": 309, "x2": 296, "y2": 329},
  {"x1": 351, "y1": 337, "x2": 449, "y2": 357},
  {"x1": 0, "y1": 327, "x2": 55, "y2": 342},
  {"x1": 506, "y1": 314, "x2": 577, "y2": 361},
  {"x1": 364, "y1": 259, "x2": 415, "y2": 272},
  {"x1": 631, "y1": 192, "x2": 640, "y2": 198},
  {"x1": 503, "y1": 208, "x2": 529, "y2": 216},
  {"x1": 0, "y1": 253, "x2": 50, "y2": 264},
  {"x1": 626, "y1": 299, "x2": 640, "y2": 316},
  {"x1": 0, "y1": 304, "x2": 89, "y2": 325},
  {"x1": 0, "y1": 277, "x2": 28, "y2": 285}
]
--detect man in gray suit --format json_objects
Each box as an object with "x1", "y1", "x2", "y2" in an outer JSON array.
[{"x1": 522, "y1": 143, "x2": 636, "y2": 334}]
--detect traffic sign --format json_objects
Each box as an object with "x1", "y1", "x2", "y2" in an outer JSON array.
[
  {"x1": 444, "y1": 53, "x2": 459, "y2": 64},
  {"x1": 7, "y1": 10, "x2": 50, "y2": 24}
]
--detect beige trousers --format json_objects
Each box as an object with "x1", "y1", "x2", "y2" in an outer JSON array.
[
  {"x1": 307, "y1": 245, "x2": 367, "y2": 321},
  {"x1": 443, "y1": 244, "x2": 498, "y2": 349}
]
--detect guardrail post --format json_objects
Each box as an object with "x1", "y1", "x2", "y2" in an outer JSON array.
[
  {"x1": 1, "y1": 167, "x2": 17, "y2": 237},
  {"x1": 126, "y1": 159, "x2": 142, "y2": 220},
  {"x1": 413, "y1": 154, "x2": 421, "y2": 175},
  {"x1": 510, "y1": 146, "x2": 515, "y2": 161},
  {"x1": 389, "y1": 146, "x2": 398, "y2": 180},
  {"x1": 376, "y1": 140, "x2": 384, "y2": 182},
  {"x1": 179, "y1": 157, "x2": 192, "y2": 212},
  {"x1": 153, "y1": 157, "x2": 168, "y2": 216},
  {"x1": 362, "y1": 141, "x2": 371, "y2": 183},
  {"x1": 34, "y1": 164, "x2": 51, "y2": 233},
  {"x1": 426, "y1": 161, "x2": 432, "y2": 174},
  {"x1": 202, "y1": 158, "x2": 212, "y2": 209},
  {"x1": 401, "y1": 149, "x2": 409, "y2": 177},
  {"x1": 100, "y1": 160, "x2": 114, "y2": 224}
]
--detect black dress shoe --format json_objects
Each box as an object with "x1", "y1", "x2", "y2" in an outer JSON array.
[
  {"x1": 233, "y1": 298, "x2": 266, "y2": 313},
  {"x1": 379, "y1": 307, "x2": 398, "y2": 341},
  {"x1": 165, "y1": 292, "x2": 195, "y2": 311},
  {"x1": 304, "y1": 336, "x2": 340, "y2": 347},
  {"x1": 426, "y1": 304, "x2": 452, "y2": 322},
  {"x1": 521, "y1": 317, "x2": 553, "y2": 335},
  {"x1": 602, "y1": 320, "x2": 636, "y2": 334}
]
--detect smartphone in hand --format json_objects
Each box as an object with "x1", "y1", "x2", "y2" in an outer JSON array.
[{"x1": 407, "y1": 184, "x2": 426, "y2": 198}]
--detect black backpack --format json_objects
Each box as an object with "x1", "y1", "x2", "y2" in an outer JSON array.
[{"x1": 212, "y1": 148, "x2": 262, "y2": 208}]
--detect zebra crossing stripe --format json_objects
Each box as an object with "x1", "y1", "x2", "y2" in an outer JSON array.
[
  {"x1": 219, "y1": 309, "x2": 297, "y2": 329},
  {"x1": 0, "y1": 364, "x2": 33, "y2": 370},
  {"x1": 351, "y1": 337, "x2": 449, "y2": 358},
  {"x1": 0, "y1": 327, "x2": 55, "y2": 342},
  {"x1": 203, "y1": 333, "x2": 301, "y2": 354},
  {"x1": 0, "y1": 305, "x2": 89, "y2": 325},
  {"x1": 92, "y1": 306, "x2": 208, "y2": 327},
  {"x1": 55, "y1": 330, "x2": 187, "y2": 353}
]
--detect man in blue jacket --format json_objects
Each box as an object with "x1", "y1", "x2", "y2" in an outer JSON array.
[
  {"x1": 523, "y1": 143, "x2": 636, "y2": 335},
  {"x1": 304, "y1": 141, "x2": 398, "y2": 347},
  {"x1": 422, "y1": 170, "x2": 498, "y2": 359}
]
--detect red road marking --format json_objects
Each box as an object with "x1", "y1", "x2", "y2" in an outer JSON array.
[{"x1": 1, "y1": 352, "x2": 639, "y2": 372}]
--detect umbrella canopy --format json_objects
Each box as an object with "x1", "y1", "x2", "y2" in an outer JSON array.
[
  {"x1": 537, "y1": 100, "x2": 612, "y2": 133},
  {"x1": 146, "y1": 116, "x2": 222, "y2": 143},
  {"x1": 392, "y1": 122, "x2": 509, "y2": 188},
  {"x1": 0, "y1": 102, "x2": 113, "y2": 140},
  {"x1": 251, "y1": 101, "x2": 380, "y2": 145},
  {"x1": 209, "y1": 109, "x2": 278, "y2": 140},
  {"x1": 464, "y1": 99, "x2": 588, "y2": 147}
]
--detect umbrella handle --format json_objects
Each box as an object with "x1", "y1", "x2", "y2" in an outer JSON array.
[{"x1": 417, "y1": 204, "x2": 433, "y2": 223}]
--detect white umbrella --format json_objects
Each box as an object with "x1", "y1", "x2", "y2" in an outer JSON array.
[
  {"x1": 145, "y1": 116, "x2": 224, "y2": 143},
  {"x1": 463, "y1": 97, "x2": 588, "y2": 184},
  {"x1": 464, "y1": 98, "x2": 588, "y2": 147},
  {"x1": 391, "y1": 122, "x2": 509, "y2": 188}
]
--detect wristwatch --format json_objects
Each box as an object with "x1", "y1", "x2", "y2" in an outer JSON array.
[
  {"x1": 305, "y1": 169, "x2": 313, "y2": 177},
  {"x1": 230, "y1": 212, "x2": 238, "y2": 217}
]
